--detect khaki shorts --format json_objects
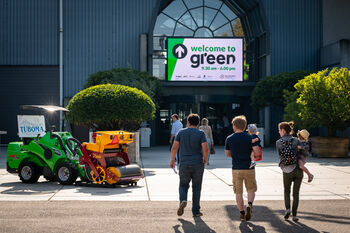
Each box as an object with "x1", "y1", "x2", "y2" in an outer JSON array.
[{"x1": 232, "y1": 169, "x2": 257, "y2": 194}]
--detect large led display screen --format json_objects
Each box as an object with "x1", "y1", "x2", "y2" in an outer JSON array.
[{"x1": 167, "y1": 37, "x2": 243, "y2": 81}]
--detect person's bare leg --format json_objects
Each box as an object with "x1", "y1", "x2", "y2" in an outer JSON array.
[
  {"x1": 298, "y1": 160, "x2": 313, "y2": 182},
  {"x1": 248, "y1": 192, "x2": 255, "y2": 203},
  {"x1": 245, "y1": 192, "x2": 255, "y2": 220},
  {"x1": 250, "y1": 151, "x2": 255, "y2": 161},
  {"x1": 236, "y1": 193, "x2": 244, "y2": 211}
]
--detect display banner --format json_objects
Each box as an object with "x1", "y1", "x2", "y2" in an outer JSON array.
[
  {"x1": 167, "y1": 37, "x2": 243, "y2": 81},
  {"x1": 17, "y1": 115, "x2": 46, "y2": 138}
]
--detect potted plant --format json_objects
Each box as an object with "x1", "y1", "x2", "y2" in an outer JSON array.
[
  {"x1": 67, "y1": 84, "x2": 156, "y2": 162},
  {"x1": 284, "y1": 68, "x2": 350, "y2": 157}
]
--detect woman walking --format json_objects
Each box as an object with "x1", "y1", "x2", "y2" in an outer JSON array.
[
  {"x1": 276, "y1": 121, "x2": 303, "y2": 222},
  {"x1": 199, "y1": 118, "x2": 214, "y2": 165}
]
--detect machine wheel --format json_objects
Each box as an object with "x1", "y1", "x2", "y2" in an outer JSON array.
[
  {"x1": 56, "y1": 162, "x2": 78, "y2": 185},
  {"x1": 43, "y1": 166, "x2": 57, "y2": 182},
  {"x1": 90, "y1": 165, "x2": 106, "y2": 184},
  {"x1": 106, "y1": 167, "x2": 121, "y2": 184},
  {"x1": 19, "y1": 162, "x2": 41, "y2": 183},
  {"x1": 44, "y1": 174, "x2": 57, "y2": 182}
]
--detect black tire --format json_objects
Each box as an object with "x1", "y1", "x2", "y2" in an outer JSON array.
[
  {"x1": 43, "y1": 166, "x2": 57, "y2": 182},
  {"x1": 19, "y1": 162, "x2": 41, "y2": 183},
  {"x1": 55, "y1": 162, "x2": 78, "y2": 185},
  {"x1": 44, "y1": 174, "x2": 57, "y2": 182}
]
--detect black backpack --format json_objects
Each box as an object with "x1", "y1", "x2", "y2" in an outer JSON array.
[{"x1": 279, "y1": 138, "x2": 297, "y2": 165}]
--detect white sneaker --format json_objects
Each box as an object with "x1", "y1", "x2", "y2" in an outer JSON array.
[{"x1": 249, "y1": 162, "x2": 256, "y2": 169}]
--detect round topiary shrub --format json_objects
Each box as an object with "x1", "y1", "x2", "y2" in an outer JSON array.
[
  {"x1": 67, "y1": 84, "x2": 156, "y2": 131},
  {"x1": 85, "y1": 67, "x2": 163, "y2": 107}
]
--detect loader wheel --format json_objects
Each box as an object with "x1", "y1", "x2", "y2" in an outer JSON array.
[
  {"x1": 19, "y1": 162, "x2": 41, "y2": 183},
  {"x1": 106, "y1": 167, "x2": 121, "y2": 184},
  {"x1": 56, "y1": 162, "x2": 78, "y2": 185},
  {"x1": 44, "y1": 174, "x2": 57, "y2": 182},
  {"x1": 90, "y1": 165, "x2": 106, "y2": 184}
]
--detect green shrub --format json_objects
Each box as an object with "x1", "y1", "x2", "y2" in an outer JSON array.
[
  {"x1": 285, "y1": 68, "x2": 350, "y2": 136},
  {"x1": 85, "y1": 67, "x2": 163, "y2": 107},
  {"x1": 283, "y1": 90, "x2": 311, "y2": 129},
  {"x1": 251, "y1": 70, "x2": 312, "y2": 109},
  {"x1": 67, "y1": 84, "x2": 156, "y2": 131}
]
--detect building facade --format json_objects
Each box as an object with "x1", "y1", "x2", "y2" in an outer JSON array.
[{"x1": 0, "y1": 0, "x2": 349, "y2": 145}]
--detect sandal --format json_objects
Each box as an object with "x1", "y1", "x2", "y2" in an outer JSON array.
[{"x1": 308, "y1": 174, "x2": 314, "y2": 183}]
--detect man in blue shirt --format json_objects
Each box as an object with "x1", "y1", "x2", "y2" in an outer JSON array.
[
  {"x1": 170, "y1": 113, "x2": 209, "y2": 217},
  {"x1": 225, "y1": 115, "x2": 260, "y2": 221},
  {"x1": 169, "y1": 114, "x2": 183, "y2": 145},
  {"x1": 169, "y1": 114, "x2": 183, "y2": 163}
]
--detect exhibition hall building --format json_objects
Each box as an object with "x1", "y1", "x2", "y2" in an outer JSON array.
[{"x1": 0, "y1": 0, "x2": 349, "y2": 145}]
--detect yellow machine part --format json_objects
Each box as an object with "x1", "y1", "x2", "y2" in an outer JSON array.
[
  {"x1": 90, "y1": 165, "x2": 106, "y2": 184},
  {"x1": 105, "y1": 167, "x2": 121, "y2": 184},
  {"x1": 85, "y1": 131, "x2": 134, "y2": 153}
]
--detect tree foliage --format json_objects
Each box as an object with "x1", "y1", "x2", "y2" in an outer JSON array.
[
  {"x1": 85, "y1": 67, "x2": 163, "y2": 107},
  {"x1": 283, "y1": 90, "x2": 311, "y2": 129},
  {"x1": 67, "y1": 84, "x2": 156, "y2": 131},
  {"x1": 251, "y1": 70, "x2": 312, "y2": 109},
  {"x1": 285, "y1": 68, "x2": 350, "y2": 137}
]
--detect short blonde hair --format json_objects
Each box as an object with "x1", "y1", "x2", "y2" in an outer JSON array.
[
  {"x1": 201, "y1": 118, "x2": 208, "y2": 126},
  {"x1": 232, "y1": 115, "x2": 247, "y2": 131}
]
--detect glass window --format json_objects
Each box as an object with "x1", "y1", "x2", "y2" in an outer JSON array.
[
  {"x1": 174, "y1": 23, "x2": 194, "y2": 36},
  {"x1": 183, "y1": 0, "x2": 203, "y2": 9},
  {"x1": 220, "y1": 4, "x2": 237, "y2": 21},
  {"x1": 205, "y1": 0, "x2": 222, "y2": 9},
  {"x1": 153, "y1": 36, "x2": 167, "y2": 50},
  {"x1": 210, "y1": 12, "x2": 229, "y2": 30},
  {"x1": 213, "y1": 23, "x2": 233, "y2": 37},
  {"x1": 178, "y1": 12, "x2": 197, "y2": 30},
  {"x1": 232, "y1": 19, "x2": 244, "y2": 37},
  {"x1": 190, "y1": 7, "x2": 204, "y2": 27},
  {"x1": 153, "y1": 13, "x2": 176, "y2": 36},
  {"x1": 152, "y1": 59, "x2": 166, "y2": 80},
  {"x1": 194, "y1": 27, "x2": 213, "y2": 37},
  {"x1": 204, "y1": 7, "x2": 217, "y2": 27},
  {"x1": 152, "y1": 0, "x2": 246, "y2": 80},
  {"x1": 163, "y1": 0, "x2": 187, "y2": 20}
]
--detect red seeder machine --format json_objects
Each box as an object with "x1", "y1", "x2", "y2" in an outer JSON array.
[{"x1": 78, "y1": 130, "x2": 144, "y2": 186}]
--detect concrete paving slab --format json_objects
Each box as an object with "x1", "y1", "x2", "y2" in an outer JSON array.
[
  {"x1": 0, "y1": 145, "x2": 349, "y2": 201},
  {"x1": 1, "y1": 200, "x2": 350, "y2": 233}
]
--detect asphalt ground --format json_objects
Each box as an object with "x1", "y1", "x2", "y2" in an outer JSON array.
[{"x1": 1, "y1": 200, "x2": 350, "y2": 233}]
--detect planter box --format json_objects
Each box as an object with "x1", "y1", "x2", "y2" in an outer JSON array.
[
  {"x1": 312, "y1": 136, "x2": 349, "y2": 158},
  {"x1": 127, "y1": 131, "x2": 140, "y2": 165}
]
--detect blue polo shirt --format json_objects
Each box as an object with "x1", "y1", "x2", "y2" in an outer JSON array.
[
  {"x1": 175, "y1": 128, "x2": 207, "y2": 165},
  {"x1": 225, "y1": 132, "x2": 258, "y2": 170}
]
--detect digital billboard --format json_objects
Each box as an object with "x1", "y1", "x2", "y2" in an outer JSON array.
[{"x1": 167, "y1": 37, "x2": 243, "y2": 81}]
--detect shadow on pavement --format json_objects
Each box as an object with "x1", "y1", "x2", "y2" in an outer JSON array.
[
  {"x1": 173, "y1": 218, "x2": 216, "y2": 233},
  {"x1": 239, "y1": 222, "x2": 266, "y2": 233},
  {"x1": 225, "y1": 205, "x2": 320, "y2": 233},
  {"x1": 0, "y1": 180, "x2": 141, "y2": 196},
  {"x1": 0, "y1": 181, "x2": 60, "y2": 195},
  {"x1": 297, "y1": 211, "x2": 350, "y2": 225}
]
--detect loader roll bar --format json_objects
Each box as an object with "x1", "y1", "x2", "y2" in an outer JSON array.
[{"x1": 20, "y1": 105, "x2": 69, "y2": 112}]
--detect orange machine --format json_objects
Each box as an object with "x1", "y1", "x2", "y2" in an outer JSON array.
[{"x1": 79, "y1": 131, "x2": 143, "y2": 186}]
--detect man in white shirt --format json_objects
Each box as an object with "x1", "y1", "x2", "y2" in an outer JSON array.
[{"x1": 169, "y1": 114, "x2": 183, "y2": 163}]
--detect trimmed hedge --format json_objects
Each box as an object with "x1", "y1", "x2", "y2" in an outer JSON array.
[
  {"x1": 67, "y1": 84, "x2": 156, "y2": 131},
  {"x1": 251, "y1": 70, "x2": 312, "y2": 109},
  {"x1": 85, "y1": 67, "x2": 163, "y2": 107}
]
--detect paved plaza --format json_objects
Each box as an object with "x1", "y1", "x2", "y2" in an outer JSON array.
[
  {"x1": 0, "y1": 145, "x2": 349, "y2": 232},
  {"x1": 1, "y1": 146, "x2": 349, "y2": 201}
]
